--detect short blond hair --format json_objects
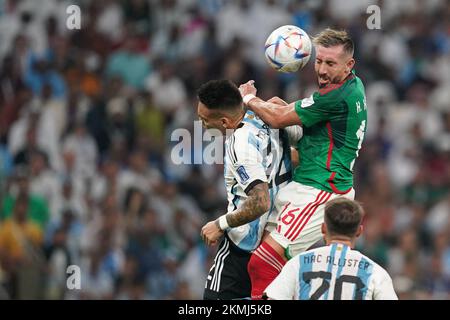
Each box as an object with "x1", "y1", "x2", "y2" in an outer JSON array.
[{"x1": 313, "y1": 28, "x2": 354, "y2": 56}]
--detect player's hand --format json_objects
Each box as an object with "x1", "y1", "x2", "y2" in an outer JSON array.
[
  {"x1": 268, "y1": 96, "x2": 288, "y2": 106},
  {"x1": 201, "y1": 221, "x2": 224, "y2": 246},
  {"x1": 239, "y1": 80, "x2": 257, "y2": 98}
]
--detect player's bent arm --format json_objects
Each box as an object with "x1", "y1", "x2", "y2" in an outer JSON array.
[
  {"x1": 215, "y1": 182, "x2": 270, "y2": 230},
  {"x1": 246, "y1": 97, "x2": 301, "y2": 129}
]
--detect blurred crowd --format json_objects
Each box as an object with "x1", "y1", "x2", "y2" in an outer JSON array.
[{"x1": 0, "y1": 0, "x2": 448, "y2": 299}]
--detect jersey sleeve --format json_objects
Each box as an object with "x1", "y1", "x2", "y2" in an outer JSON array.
[
  {"x1": 294, "y1": 90, "x2": 344, "y2": 128},
  {"x1": 227, "y1": 129, "x2": 268, "y2": 194},
  {"x1": 284, "y1": 125, "x2": 303, "y2": 148},
  {"x1": 372, "y1": 267, "x2": 398, "y2": 300},
  {"x1": 264, "y1": 258, "x2": 297, "y2": 300}
]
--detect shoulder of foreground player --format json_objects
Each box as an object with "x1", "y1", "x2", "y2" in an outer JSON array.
[
  {"x1": 238, "y1": 111, "x2": 270, "y2": 133},
  {"x1": 230, "y1": 122, "x2": 268, "y2": 156}
]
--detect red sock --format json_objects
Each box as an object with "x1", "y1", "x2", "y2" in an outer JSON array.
[{"x1": 248, "y1": 241, "x2": 286, "y2": 300}]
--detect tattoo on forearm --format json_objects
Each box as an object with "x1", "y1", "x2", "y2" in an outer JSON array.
[{"x1": 226, "y1": 183, "x2": 270, "y2": 228}]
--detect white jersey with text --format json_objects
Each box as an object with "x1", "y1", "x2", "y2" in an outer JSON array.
[
  {"x1": 224, "y1": 111, "x2": 302, "y2": 252},
  {"x1": 265, "y1": 243, "x2": 398, "y2": 300}
]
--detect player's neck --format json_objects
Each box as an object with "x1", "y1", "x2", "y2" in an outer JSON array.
[
  {"x1": 229, "y1": 110, "x2": 246, "y2": 129},
  {"x1": 328, "y1": 238, "x2": 353, "y2": 248}
]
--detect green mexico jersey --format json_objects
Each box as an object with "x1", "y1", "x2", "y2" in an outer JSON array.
[{"x1": 294, "y1": 71, "x2": 367, "y2": 194}]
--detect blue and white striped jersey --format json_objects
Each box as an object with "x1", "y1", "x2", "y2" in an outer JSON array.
[
  {"x1": 223, "y1": 111, "x2": 302, "y2": 252},
  {"x1": 265, "y1": 243, "x2": 398, "y2": 300}
]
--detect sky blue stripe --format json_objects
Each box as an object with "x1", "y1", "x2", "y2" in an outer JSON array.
[
  {"x1": 324, "y1": 243, "x2": 337, "y2": 300},
  {"x1": 334, "y1": 244, "x2": 349, "y2": 299},
  {"x1": 336, "y1": 245, "x2": 349, "y2": 278},
  {"x1": 247, "y1": 132, "x2": 260, "y2": 151},
  {"x1": 269, "y1": 184, "x2": 275, "y2": 212},
  {"x1": 242, "y1": 117, "x2": 264, "y2": 130},
  {"x1": 242, "y1": 110, "x2": 265, "y2": 130},
  {"x1": 299, "y1": 252, "x2": 314, "y2": 299},
  {"x1": 356, "y1": 256, "x2": 373, "y2": 300},
  {"x1": 282, "y1": 131, "x2": 292, "y2": 173},
  {"x1": 231, "y1": 184, "x2": 239, "y2": 209},
  {"x1": 245, "y1": 110, "x2": 256, "y2": 117},
  {"x1": 238, "y1": 218, "x2": 260, "y2": 252}
]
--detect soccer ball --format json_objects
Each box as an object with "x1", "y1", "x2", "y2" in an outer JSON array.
[{"x1": 264, "y1": 25, "x2": 312, "y2": 73}]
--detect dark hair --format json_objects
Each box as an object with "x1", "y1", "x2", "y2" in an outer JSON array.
[
  {"x1": 324, "y1": 198, "x2": 364, "y2": 238},
  {"x1": 197, "y1": 80, "x2": 242, "y2": 110}
]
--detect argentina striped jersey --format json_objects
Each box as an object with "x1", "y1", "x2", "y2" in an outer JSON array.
[
  {"x1": 223, "y1": 110, "x2": 302, "y2": 252},
  {"x1": 265, "y1": 243, "x2": 398, "y2": 300}
]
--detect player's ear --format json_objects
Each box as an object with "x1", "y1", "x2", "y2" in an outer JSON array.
[
  {"x1": 346, "y1": 57, "x2": 355, "y2": 72},
  {"x1": 221, "y1": 117, "x2": 229, "y2": 129},
  {"x1": 355, "y1": 225, "x2": 363, "y2": 238},
  {"x1": 222, "y1": 115, "x2": 237, "y2": 129},
  {"x1": 321, "y1": 223, "x2": 326, "y2": 236}
]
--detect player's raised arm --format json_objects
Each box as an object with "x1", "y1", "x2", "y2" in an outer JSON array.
[{"x1": 239, "y1": 81, "x2": 301, "y2": 129}]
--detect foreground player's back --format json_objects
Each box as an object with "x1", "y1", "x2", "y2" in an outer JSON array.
[{"x1": 265, "y1": 243, "x2": 398, "y2": 300}]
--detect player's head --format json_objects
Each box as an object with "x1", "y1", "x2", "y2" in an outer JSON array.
[
  {"x1": 197, "y1": 79, "x2": 244, "y2": 135},
  {"x1": 312, "y1": 28, "x2": 355, "y2": 87},
  {"x1": 322, "y1": 198, "x2": 364, "y2": 246}
]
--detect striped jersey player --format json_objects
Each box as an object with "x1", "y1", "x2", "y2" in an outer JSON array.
[
  {"x1": 197, "y1": 80, "x2": 302, "y2": 300},
  {"x1": 203, "y1": 111, "x2": 301, "y2": 298},
  {"x1": 223, "y1": 111, "x2": 301, "y2": 252},
  {"x1": 265, "y1": 243, "x2": 397, "y2": 300},
  {"x1": 264, "y1": 198, "x2": 398, "y2": 300}
]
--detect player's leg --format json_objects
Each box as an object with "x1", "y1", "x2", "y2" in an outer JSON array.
[
  {"x1": 248, "y1": 182, "x2": 323, "y2": 299},
  {"x1": 245, "y1": 208, "x2": 288, "y2": 300},
  {"x1": 203, "y1": 235, "x2": 252, "y2": 300},
  {"x1": 286, "y1": 187, "x2": 355, "y2": 258},
  {"x1": 247, "y1": 234, "x2": 287, "y2": 299}
]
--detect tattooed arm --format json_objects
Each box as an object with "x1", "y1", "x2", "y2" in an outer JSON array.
[
  {"x1": 201, "y1": 182, "x2": 270, "y2": 246},
  {"x1": 224, "y1": 182, "x2": 270, "y2": 228}
]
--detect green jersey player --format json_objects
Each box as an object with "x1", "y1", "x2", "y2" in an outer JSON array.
[{"x1": 239, "y1": 28, "x2": 368, "y2": 299}]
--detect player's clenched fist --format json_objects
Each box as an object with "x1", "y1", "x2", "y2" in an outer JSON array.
[
  {"x1": 201, "y1": 221, "x2": 223, "y2": 246},
  {"x1": 238, "y1": 80, "x2": 257, "y2": 99}
]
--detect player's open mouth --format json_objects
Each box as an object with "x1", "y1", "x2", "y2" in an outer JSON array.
[{"x1": 319, "y1": 78, "x2": 330, "y2": 86}]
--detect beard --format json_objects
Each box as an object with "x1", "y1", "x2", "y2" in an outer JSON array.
[{"x1": 317, "y1": 70, "x2": 351, "y2": 88}]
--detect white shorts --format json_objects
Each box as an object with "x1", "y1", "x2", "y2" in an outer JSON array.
[{"x1": 270, "y1": 181, "x2": 355, "y2": 258}]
